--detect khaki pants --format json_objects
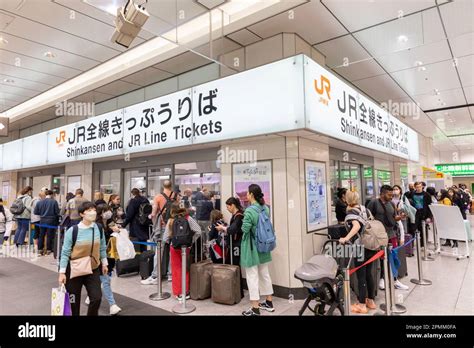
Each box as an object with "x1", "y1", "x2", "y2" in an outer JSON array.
[{"x1": 244, "y1": 262, "x2": 273, "y2": 301}]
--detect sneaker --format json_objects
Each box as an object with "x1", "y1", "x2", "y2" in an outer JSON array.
[
  {"x1": 242, "y1": 307, "x2": 260, "y2": 316},
  {"x1": 379, "y1": 278, "x2": 385, "y2": 290},
  {"x1": 110, "y1": 304, "x2": 122, "y2": 316},
  {"x1": 175, "y1": 294, "x2": 191, "y2": 301},
  {"x1": 85, "y1": 297, "x2": 90, "y2": 305},
  {"x1": 394, "y1": 279, "x2": 409, "y2": 290},
  {"x1": 140, "y1": 276, "x2": 157, "y2": 285},
  {"x1": 351, "y1": 303, "x2": 368, "y2": 314},
  {"x1": 167, "y1": 274, "x2": 172, "y2": 282},
  {"x1": 258, "y1": 301, "x2": 275, "y2": 312},
  {"x1": 365, "y1": 299, "x2": 377, "y2": 310}
]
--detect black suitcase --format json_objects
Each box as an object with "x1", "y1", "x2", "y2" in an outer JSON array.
[
  {"x1": 327, "y1": 224, "x2": 347, "y2": 240},
  {"x1": 396, "y1": 246, "x2": 408, "y2": 279},
  {"x1": 116, "y1": 255, "x2": 140, "y2": 277},
  {"x1": 139, "y1": 250, "x2": 155, "y2": 279},
  {"x1": 161, "y1": 242, "x2": 170, "y2": 279}
]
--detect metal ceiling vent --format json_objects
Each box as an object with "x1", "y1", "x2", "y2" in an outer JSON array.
[{"x1": 195, "y1": 0, "x2": 228, "y2": 10}]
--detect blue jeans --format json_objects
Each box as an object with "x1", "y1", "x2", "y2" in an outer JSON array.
[
  {"x1": 13, "y1": 219, "x2": 30, "y2": 246},
  {"x1": 100, "y1": 273, "x2": 116, "y2": 306}
]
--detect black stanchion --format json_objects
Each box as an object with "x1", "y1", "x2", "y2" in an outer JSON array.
[
  {"x1": 172, "y1": 246, "x2": 195, "y2": 314},
  {"x1": 149, "y1": 238, "x2": 170, "y2": 301}
]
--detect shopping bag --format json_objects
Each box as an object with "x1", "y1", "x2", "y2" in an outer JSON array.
[
  {"x1": 51, "y1": 285, "x2": 72, "y2": 316},
  {"x1": 112, "y1": 229, "x2": 136, "y2": 261}
]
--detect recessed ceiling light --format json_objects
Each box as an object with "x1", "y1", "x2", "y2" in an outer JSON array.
[
  {"x1": 3, "y1": 78, "x2": 14, "y2": 83},
  {"x1": 398, "y1": 35, "x2": 408, "y2": 43},
  {"x1": 0, "y1": 37, "x2": 8, "y2": 44},
  {"x1": 433, "y1": 89, "x2": 440, "y2": 95},
  {"x1": 44, "y1": 51, "x2": 56, "y2": 58}
]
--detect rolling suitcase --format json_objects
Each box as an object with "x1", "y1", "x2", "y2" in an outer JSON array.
[
  {"x1": 190, "y1": 236, "x2": 213, "y2": 300},
  {"x1": 116, "y1": 255, "x2": 140, "y2": 277},
  {"x1": 211, "y1": 236, "x2": 241, "y2": 305},
  {"x1": 396, "y1": 246, "x2": 408, "y2": 279},
  {"x1": 139, "y1": 250, "x2": 155, "y2": 280}
]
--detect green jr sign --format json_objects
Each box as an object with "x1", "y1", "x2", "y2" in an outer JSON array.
[{"x1": 435, "y1": 163, "x2": 474, "y2": 177}]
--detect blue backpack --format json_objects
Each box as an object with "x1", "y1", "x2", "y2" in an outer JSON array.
[{"x1": 249, "y1": 205, "x2": 276, "y2": 253}]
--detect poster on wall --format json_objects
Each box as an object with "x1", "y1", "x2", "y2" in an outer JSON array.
[
  {"x1": 2, "y1": 181, "x2": 9, "y2": 205},
  {"x1": 305, "y1": 161, "x2": 328, "y2": 232},
  {"x1": 233, "y1": 161, "x2": 273, "y2": 216}
]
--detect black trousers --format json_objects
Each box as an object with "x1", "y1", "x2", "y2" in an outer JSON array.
[
  {"x1": 354, "y1": 248, "x2": 377, "y2": 304},
  {"x1": 38, "y1": 227, "x2": 55, "y2": 252},
  {"x1": 65, "y1": 266, "x2": 102, "y2": 316}
]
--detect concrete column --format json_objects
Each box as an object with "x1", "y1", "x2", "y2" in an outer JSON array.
[{"x1": 65, "y1": 160, "x2": 93, "y2": 200}]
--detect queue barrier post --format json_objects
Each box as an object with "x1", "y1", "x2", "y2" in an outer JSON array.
[
  {"x1": 421, "y1": 220, "x2": 434, "y2": 261},
  {"x1": 172, "y1": 246, "x2": 195, "y2": 314},
  {"x1": 410, "y1": 231, "x2": 432, "y2": 286},
  {"x1": 376, "y1": 245, "x2": 392, "y2": 316},
  {"x1": 149, "y1": 238, "x2": 170, "y2": 301},
  {"x1": 380, "y1": 244, "x2": 406, "y2": 314},
  {"x1": 343, "y1": 268, "x2": 351, "y2": 316}
]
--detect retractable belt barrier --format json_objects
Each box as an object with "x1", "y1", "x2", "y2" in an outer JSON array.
[
  {"x1": 131, "y1": 241, "x2": 157, "y2": 247},
  {"x1": 33, "y1": 223, "x2": 60, "y2": 229},
  {"x1": 348, "y1": 250, "x2": 384, "y2": 276}
]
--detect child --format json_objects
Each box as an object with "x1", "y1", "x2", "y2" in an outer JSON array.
[{"x1": 208, "y1": 210, "x2": 228, "y2": 264}]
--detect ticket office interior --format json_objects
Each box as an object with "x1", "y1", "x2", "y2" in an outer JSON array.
[{"x1": 328, "y1": 148, "x2": 397, "y2": 224}]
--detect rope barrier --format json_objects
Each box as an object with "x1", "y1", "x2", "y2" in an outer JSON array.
[
  {"x1": 348, "y1": 250, "x2": 384, "y2": 276},
  {"x1": 132, "y1": 241, "x2": 157, "y2": 246}
]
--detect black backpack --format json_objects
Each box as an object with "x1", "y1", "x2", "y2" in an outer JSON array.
[
  {"x1": 158, "y1": 192, "x2": 176, "y2": 224},
  {"x1": 171, "y1": 216, "x2": 194, "y2": 249},
  {"x1": 137, "y1": 201, "x2": 153, "y2": 226}
]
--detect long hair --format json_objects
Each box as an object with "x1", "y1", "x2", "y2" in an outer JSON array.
[
  {"x1": 248, "y1": 184, "x2": 265, "y2": 205},
  {"x1": 210, "y1": 209, "x2": 223, "y2": 224},
  {"x1": 225, "y1": 197, "x2": 243, "y2": 212},
  {"x1": 108, "y1": 194, "x2": 119, "y2": 205}
]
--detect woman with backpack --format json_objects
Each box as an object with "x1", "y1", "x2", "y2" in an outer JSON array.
[
  {"x1": 163, "y1": 203, "x2": 201, "y2": 301},
  {"x1": 0, "y1": 198, "x2": 13, "y2": 246},
  {"x1": 58, "y1": 201, "x2": 108, "y2": 316},
  {"x1": 240, "y1": 184, "x2": 275, "y2": 317},
  {"x1": 339, "y1": 190, "x2": 376, "y2": 314},
  {"x1": 12, "y1": 186, "x2": 33, "y2": 247},
  {"x1": 123, "y1": 188, "x2": 150, "y2": 252}
]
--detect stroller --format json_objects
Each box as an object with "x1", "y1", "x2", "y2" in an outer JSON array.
[{"x1": 294, "y1": 239, "x2": 353, "y2": 316}]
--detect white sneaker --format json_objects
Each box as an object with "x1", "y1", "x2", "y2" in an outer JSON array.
[
  {"x1": 167, "y1": 274, "x2": 172, "y2": 282},
  {"x1": 394, "y1": 279, "x2": 409, "y2": 290},
  {"x1": 85, "y1": 296, "x2": 90, "y2": 305},
  {"x1": 379, "y1": 278, "x2": 385, "y2": 290},
  {"x1": 140, "y1": 276, "x2": 157, "y2": 285},
  {"x1": 110, "y1": 304, "x2": 122, "y2": 316}
]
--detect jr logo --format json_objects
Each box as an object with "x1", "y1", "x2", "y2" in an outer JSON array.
[
  {"x1": 56, "y1": 130, "x2": 66, "y2": 145},
  {"x1": 314, "y1": 75, "x2": 331, "y2": 106}
]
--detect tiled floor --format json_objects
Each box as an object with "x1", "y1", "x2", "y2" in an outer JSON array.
[{"x1": 2, "y1": 215, "x2": 473, "y2": 316}]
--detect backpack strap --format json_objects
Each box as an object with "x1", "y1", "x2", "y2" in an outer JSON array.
[{"x1": 71, "y1": 224, "x2": 79, "y2": 250}]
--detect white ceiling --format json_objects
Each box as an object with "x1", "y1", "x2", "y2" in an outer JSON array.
[{"x1": 1, "y1": 0, "x2": 473, "y2": 154}]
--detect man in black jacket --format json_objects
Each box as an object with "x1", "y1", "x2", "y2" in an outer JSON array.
[
  {"x1": 123, "y1": 188, "x2": 150, "y2": 252},
  {"x1": 34, "y1": 189, "x2": 60, "y2": 255},
  {"x1": 409, "y1": 182, "x2": 432, "y2": 247}
]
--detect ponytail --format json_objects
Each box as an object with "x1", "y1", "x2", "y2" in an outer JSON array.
[{"x1": 248, "y1": 184, "x2": 265, "y2": 206}]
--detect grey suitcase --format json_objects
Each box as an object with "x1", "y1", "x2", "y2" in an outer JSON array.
[
  {"x1": 190, "y1": 236, "x2": 213, "y2": 300},
  {"x1": 211, "y1": 236, "x2": 241, "y2": 305}
]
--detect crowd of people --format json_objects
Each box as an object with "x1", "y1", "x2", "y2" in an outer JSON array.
[
  {"x1": 2, "y1": 181, "x2": 276, "y2": 317},
  {"x1": 335, "y1": 181, "x2": 472, "y2": 314}
]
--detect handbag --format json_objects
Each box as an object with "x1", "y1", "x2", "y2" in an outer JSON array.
[
  {"x1": 70, "y1": 226, "x2": 95, "y2": 279},
  {"x1": 51, "y1": 284, "x2": 72, "y2": 316}
]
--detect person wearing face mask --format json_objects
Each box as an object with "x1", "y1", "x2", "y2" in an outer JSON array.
[
  {"x1": 58, "y1": 202, "x2": 108, "y2": 316},
  {"x1": 84, "y1": 204, "x2": 122, "y2": 315}
]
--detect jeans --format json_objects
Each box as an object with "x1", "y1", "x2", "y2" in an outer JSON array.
[
  {"x1": 65, "y1": 266, "x2": 102, "y2": 316},
  {"x1": 100, "y1": 273, "x2": 116, "y2": 306},
  {"x1": 13, "y1": 218, "x2": 30, "y2": 246}
]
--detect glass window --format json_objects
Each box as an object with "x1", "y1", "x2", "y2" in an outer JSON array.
[
  {"x1": 99, "y1": 169, "x2": 121, "y2": 196},
  {"x1": 124, "y1": 169, "x2": 147, "y2": 204},
  {"x1": 51, "y1": 175, "x2": 65, "y2": 204},
  {"x1": 363, "y1": 166, "x2": 374, "y2": 203},
  {"x1": 147, "y1": 166, "x2": 172, "y2": 199}
]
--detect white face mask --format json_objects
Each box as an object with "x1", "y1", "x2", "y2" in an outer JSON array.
[
  {"x1": 84, "y1": 211, "x2": 97, "y2": 222},
  {"x1": 103, "y1": 211, "x2": 113, "y2": 220}
]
